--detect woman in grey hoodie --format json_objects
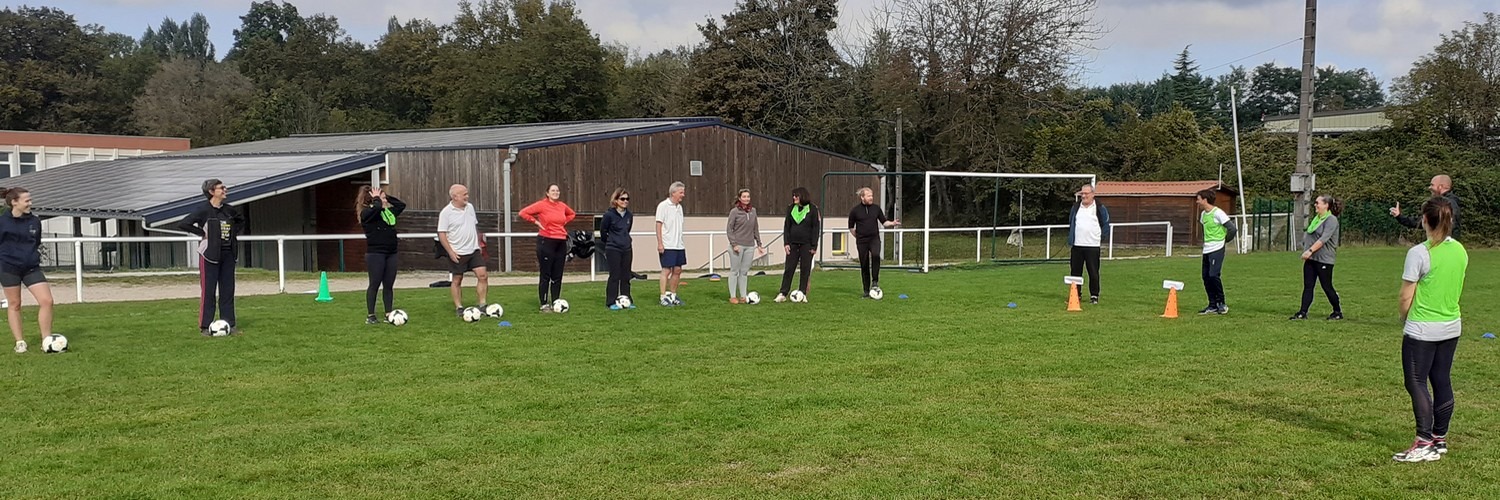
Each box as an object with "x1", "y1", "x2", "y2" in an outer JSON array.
[{"x1": 725, "y1": 189, "x2": 765, "y2": 303}]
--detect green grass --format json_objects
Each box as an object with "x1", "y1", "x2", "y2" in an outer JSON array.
[{"x1": 5, "y1": 247, "x2": 1500, "y2": 498}]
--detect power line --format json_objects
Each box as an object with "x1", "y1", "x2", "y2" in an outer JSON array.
[{"x1": 1201, "y1": 37, "x2": 1304, "y2": 73}]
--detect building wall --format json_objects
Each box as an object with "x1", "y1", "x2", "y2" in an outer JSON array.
[
  {"x1": 2, "y1": 141, "x2": 186, "y2": 239},
  {"x1": 242, "y1": 189, "x2": 315, "y2": 271},
  {"x1": 1099, "y1": 193, "x2": 1237, "y2": 246}
]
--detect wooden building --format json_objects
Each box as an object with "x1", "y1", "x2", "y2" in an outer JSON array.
[
  {"x1": 1094, "y1": 181, "x2": 1239, "y2": 247},
  {"x1": 6, "y1": 118, "x2": 882, "y2": 272}
]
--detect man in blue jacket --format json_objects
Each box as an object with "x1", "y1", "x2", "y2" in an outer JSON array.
[{"x1": 1067, "y1": 183, "x2": 1109, "y2": 304}]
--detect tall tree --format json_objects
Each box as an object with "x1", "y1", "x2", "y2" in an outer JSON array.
[
  {"x1": 134, "y1": 58, "x2": 254, "y2": 146},
  {"x1": 605, "y1": 45, "x2": 691, "y2": 119},
  {"x1": 141, "y1": 13, "x2": 214, "y2": 62},
  {"x1": 1391, "y1": 12, "x2": 1500, "y2": 143},
  {"x1": 0, "y1": 6, "x2": 150, "y2": 133}
]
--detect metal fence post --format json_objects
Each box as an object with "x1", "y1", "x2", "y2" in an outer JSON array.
[
  {"x1": 74, "y1": 241, "x2": 84, "y2": 303},
  {"x1": 1108, "y1": 227, "x2": 1114, "y2": 260},
  {"x1": 277, "y1": 238, "x2": 286, "y2": 294},
  {"x1": 1046, "y1": 227, "x2": 1052, "y2": 259},
  {"x1": 976, "y1": 229, "x2": 982, "y2": 262},
  {"x1": 708, "y1": 236, "x2": 715, "y2": 275},
  {"x1": 1166, "y1": 223, "x2": 1173, "y2": 257}
]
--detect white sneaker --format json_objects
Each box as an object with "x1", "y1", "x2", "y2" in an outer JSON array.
[
  {"x1": 1392, "y1": 441, "x2": 1441, "y2": 462},
  {"x1": 774, "y1": 293, "x2": 787, "y2": 303},
  {"x1": 14, "y1": 340, "x2": 25, "y2": 353}
]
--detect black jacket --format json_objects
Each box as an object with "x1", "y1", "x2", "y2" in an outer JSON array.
[
  {"x1": 601, "y1": 208, "x2": 633, "y2": 252},
  {"x1": 783, "y1": 203, "x2": 821, "y2": 247},
  {"x1": 848, "y1": 203, "x2": 888, "y2": 242},
  {"x1": 0, "y1": 210, "x2": 42, "y2": 272},
  {"x1": 360, "y1": 196, "x2": 406, "y2": 254},
  {"x1": 1397, "y1": 190, "x2": 1462, "y2": 241},
  {"x1": 178, "y1": 200, "x2": 245, "y2": 264}
]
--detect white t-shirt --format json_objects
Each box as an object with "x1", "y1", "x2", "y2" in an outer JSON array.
[
  {"x1": 438, "y1": 202, "x2": 480, "y2": 255},
  {"x1": 1074, "y1": 203, "x2": 1102, "y2": 247},
  {"x1": 1202, "y1": 208, "x2": 1232, "y2": 254},
  {"x1": 655, "y1": 198, "x2": 685, "y2": 250}
]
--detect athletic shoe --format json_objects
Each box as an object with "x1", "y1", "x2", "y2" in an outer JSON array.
[
  {"x1": 1215, "y1": 304, "x2": 1229, "y2": 315},
  {"x1": 229, "y1": 326, "x2": 242, "y2": 335},
  {"x1": 540, "y1": 304, "x2": 553, "y2": 313},
  {"x1": 1393, "y1": 441, "x2": 1440, "y2": 462},
  {"x1": 14, "y1": 340, "x2": 25, "y2": 353},
  {"x1": 1197, "y1": 306, "x2": 1217, "y2": 315},
  {"x1": 1289, "y1": 312, "x2": 1308, "y2": 320},
  {"x1": 1090, "y1": 296, "x2": 1099, "y2": 305},
  {"x1": 200, "y1": 328, "x2": 212, "y2": 337},
  {"x1": 366, "y1": 315, "x2": 380, "y2": 325},
  {"x1": 609, "y1": 304, "x2": 622, "y2": 311},
  {"x1": 1434, "y1": 436, "x2": 1448, "y2": 454},
  {"x1": 670, "y1": 293, "x2": 683, "y2": 306},
  {"x1": 1327, "y1": 312, "x2": 1344, "y2": 321},
  {"x1": 774, "y1": 293, "x2": 787, "y2": 303},
  {"x1": 659, "y1": 294, "x2": 675, "y2": 307},
  {"x1": 455, "y1": 307, "x2": 465, "y2": 317}
]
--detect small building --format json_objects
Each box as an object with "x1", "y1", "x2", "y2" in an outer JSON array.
[
  {"x1": 1261, "y1": 107, "x2": 1391, "y2": 136},
  {"x1": 1093, "y1": 181, "x2": 1239, "y2": 247},
  {"x1": 0, "y1": 118, "x2": 881, "y2": 273}
]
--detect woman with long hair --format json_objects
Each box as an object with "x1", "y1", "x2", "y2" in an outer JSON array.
[
  {"x1": 519, "y1": 184, "x2": 576, "y2": 312},
  {"x1": 0, "y1": 187, "x2": 54, "y2": 353},
  {"x1": 1291, "y1": 194, "x2": 1344, "y2": 320},
  {"x1": 358, "y1": 185, "x2": 406, "y2": 324},
  {"x1": 776, "y1": 187, "x2": 820, "y2": 303},
  {"x1": 725, "y1": 189, "x2": 765, "y2": 304},
  {"x1": 602, "y1": 187, "x2": 635, "y2": 309},
  {"x1": 1392, "y1": 197, "x2": 1467, "y2": 463}
]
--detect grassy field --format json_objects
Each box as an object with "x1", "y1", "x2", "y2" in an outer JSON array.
[{"x1": 4, "y1": 247, "x2": 1499, "y2": 498}]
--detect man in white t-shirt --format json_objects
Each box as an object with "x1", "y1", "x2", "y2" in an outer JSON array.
[
  {"x1": 655, "y1": 181, "x2": 687, "y2": 306},
  {"x1": 1067, "y1": 183, "x2": 1110, "y2": 304},
  {"x1": 437, "y1": 184, "x2": 489, "y2": 316}
]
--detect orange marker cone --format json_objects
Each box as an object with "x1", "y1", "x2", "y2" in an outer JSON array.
[
  {"x1": 1067, "y1": 284, "x2": 1082, "y2": 312},
  {"x1": 1161, "y1": 288, "x2": 1179, "y2": 318}
]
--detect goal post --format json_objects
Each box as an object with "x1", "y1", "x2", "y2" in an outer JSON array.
[
  {"x1": 818, "y1": 171, "x2": 928, "y2": 271},
  {"x1": 921, "y1": 171, "x2": 1097, "y2": 273}
]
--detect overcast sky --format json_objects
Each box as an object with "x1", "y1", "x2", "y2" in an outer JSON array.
[{"x1": 19, "y1": 0, "x2": 1493, "y2": 87}]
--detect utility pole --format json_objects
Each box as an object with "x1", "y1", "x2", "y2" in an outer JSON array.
[{"x1": 1293, "y1": 0, "x2": 1317, "y2": 232}]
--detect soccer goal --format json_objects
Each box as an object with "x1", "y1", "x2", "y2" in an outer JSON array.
[{"x1": 920, "y1": 171, "x2": 1096, "y2": 273}]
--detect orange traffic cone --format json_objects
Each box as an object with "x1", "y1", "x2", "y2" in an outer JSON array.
[
  {"x1": 1067, "y1": 284, "x2": 1082, "y2": 312},
  {"x1": 1161, "y1": 288, "x2": 1179, "y2": 318}
]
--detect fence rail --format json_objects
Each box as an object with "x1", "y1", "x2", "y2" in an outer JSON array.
[{"x1": 41, "y1": 221, "x2": 1174, "y2": 303}]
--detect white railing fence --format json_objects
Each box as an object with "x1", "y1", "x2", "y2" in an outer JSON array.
[{"x1": 42, "y1": 221, "x2": 1174, "y2": 303}]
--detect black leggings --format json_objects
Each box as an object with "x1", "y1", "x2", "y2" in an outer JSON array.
[
  {"x1": 1298, "y1": 260, "x2": 1341, "y2": 314},
  {"x1": 1402, "y1": 335, "x2": 1458, "y2": 442},
  {"x1": 779, "y1": 243, "x2": 814, "y2": 295},
  {"x1": 1069, "y1": 246, "x2": 1101, "y2": 298},
  {"x1": 537, "y1": 237, "x2": 567, "y2": 305},
  {"x1": 857, "y1": 238, "x2": 880, "y2": 292},
  {"x1": 605, "y1": 248, "x2": 633, "y2": 306},
  {"x1": 366, "y1": 252, "x2": 397, "y2": 315}
]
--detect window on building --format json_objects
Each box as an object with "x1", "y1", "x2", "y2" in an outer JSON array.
[
  {"x1": 0, "y1": 152, "x2": 9, "y2": 178},
  {"x1": 20, "y1": 152, "x2": 38, "y2": 175}
]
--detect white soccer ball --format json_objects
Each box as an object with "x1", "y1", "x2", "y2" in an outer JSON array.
[
  {"x1": 462, "y1": 307, "x2": 484, "y2": 322},
  {"x1": 552, "y1": 299, "x2": 570, "y2": 313},
  {"x1": 745, "y1": 291, "x2": 760, "y2": 304},
  {"x1": 209, "y1": 319, "x2": 231, "y2": 336},
  {"x1": 789, "y1": 290, "x2": 806, "y2": 303},
  {"x1": 485, "y1": 303, "x2": 504, "y2": 318},
  {"x1": 42, "y1": 334, "x2": 67, "y2": 353},
  {"x1": 616, "y1": 295, "x2": 632, "y2": 309},
  {"x1": 869, "y1": 287, "x2": 883, "y2": 300},
  {"x1": 386, "y1": 309, "x2": 408, "y2": 326}
]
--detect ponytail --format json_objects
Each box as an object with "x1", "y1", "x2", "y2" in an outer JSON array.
[{"x1": 1421, "y1": 196, "x2": 1454, "y2": 243}]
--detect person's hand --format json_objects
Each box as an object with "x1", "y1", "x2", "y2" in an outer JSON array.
[
  {"x1": 535, "y1": 221, "x2": 545, "y2": 231},
  {"x1": 658, "y1": 244, "x2": 665, "y2": 254},
  {"x1": 755, "y1": 246, "x2": 766, "y2": 257},
  {"x1": 370, "y1": 187, "x2": 382, "y2": 198},
  {"x1": 1390, "y1": 202, "x2": 1401, "y2": 217},
  {"x1": 784, "y1": 245, "x2": 791, "y2": 255},
  {"x1": 733, "y1": 244, "x2": 742, "y2": 254},
  {"x1": 1301, "y1": 250, "x2": 1312, "y2": 261},
  {"x1": 449, "y1": 253, "x2": 460, "y2": 263}
]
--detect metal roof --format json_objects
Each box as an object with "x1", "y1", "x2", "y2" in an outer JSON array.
[
  {"x1": 161, "y1": 118, "x2": 712, "y2": 157},
  {"x1": 0, "y1": 152, "x2": 383, "y2": 224},
  {"x1": 1095, "y1": 181, "x2": 1238, "y2": 196}
]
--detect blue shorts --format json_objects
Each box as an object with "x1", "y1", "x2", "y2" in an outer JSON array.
[{"x1": 659, "y1": 249, "x2": 686, "y2": 268}]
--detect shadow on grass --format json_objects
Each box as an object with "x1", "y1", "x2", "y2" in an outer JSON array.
[{"x1": 1215, "y1": 398, "x2": 1380, "y2": 441}]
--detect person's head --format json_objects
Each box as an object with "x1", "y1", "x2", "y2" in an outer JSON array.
[
  {"x1": 2, "y1": 187, "x2": 31, "y2": 214},
  {"x1": 202, "y1": 179, "x2": 226, "y2": 202},
  {"x1": 669, "y1": 181, "x2": 686, "y2": 203},
  {"x1": 1430, "y1": 175, "x2": 1452, "y2": 197},
  {"x1": 737, "y1": 189, "x2": 752, "y2": 205},
  {"x1": 857, "y1": 187, "x2": 874, "y2": 205},
  {"x1": 1315, "y1": 194, "x2": 1342, "y2": 216},
  {"x1": 1421, "y1": 196, "x2": 1455, "y2": 242},
  {"x1": 1078, "y1": 183, "x2": 1095, "y2": 205},
  {"x1": 791, "y1": 187, "x2": 812, "y2": 206},
  {"x1": 1195, "y1": 189, "x2": 1217, "y2": 210},
  {"x1": 609, "y1": 187, "x2": 630, "y2": 210},
  {"x1": 449, "y1": 184, "x2": 469, "y2": 208},
  {"x1": 356, "y1": 185, "x2": 376, "y2": 208},
  {"x1": 545, "y1": 184, "x2": 561, "y2": 201}
]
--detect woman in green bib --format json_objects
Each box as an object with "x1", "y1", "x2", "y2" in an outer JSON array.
[
  {"x1": 1392, "y1": 197, "x2": 1466, "y2": 463},
  {"x1": 359, "y1": 185, "x2": 406, "y2": 324},
  {"x1": 1291, "y1": 195, "x2": 1343, "y2": 320},
  {"x1": 776, "y1": 187, "x2": 820, "y2": 302}
]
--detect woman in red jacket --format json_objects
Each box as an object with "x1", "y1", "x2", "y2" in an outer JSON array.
[{"x1": 520, "y1": 184, "x2": 576, "y2": 312}]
